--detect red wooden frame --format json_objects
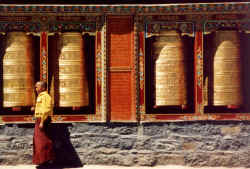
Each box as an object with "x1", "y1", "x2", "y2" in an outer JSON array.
[{"x1": 107, "y1": 16, "x2": 137, "y2": 122}]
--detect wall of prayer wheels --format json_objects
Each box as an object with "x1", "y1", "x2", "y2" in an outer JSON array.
[{"x1": 0, "y1": 2, "x2": 250, "y2": 123}]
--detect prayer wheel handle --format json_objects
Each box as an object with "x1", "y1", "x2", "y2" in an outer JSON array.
[
  {"x1": 181, "y1": 104, "x2": 188, "y2": 110},
  {"x1": 227, "y1": 105, "x2": 241, "y2": 109},
  {"x1": 72, "y1": 106, "x2": 81, "y2": 111},
  {"x1": 12, "y1": 107, "x2": 21, "y2": 111},
  {"x1": 152, "y1": 105, "x2": 188, "y2": 109}
]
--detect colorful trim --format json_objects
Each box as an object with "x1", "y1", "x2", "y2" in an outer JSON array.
[
  {"x1": 146, "y1": 22, "x2": 194, "y2": 37},
  {"x1": 204, "y1": 20, "x2": 250, "y2": 32},
  {"x1": 0, "y1": 22, "x2": 40, "y2": 32},
  {"x1": 141, "y1": 113, "x2": 250, "y2": 122},
  {"x1": 4, "y1": 113, "x2": 250, "y2": 124},
  {"x1": 136, "y1": 16, "x2": 145, "y2": 116},
  {"x1": 40, "y1": 32, "x2": 48, "y2": 82},
  {"x1": 49, "y1": 22, "x2": 96, "y2": 32},
  {"x1": 194, "y1": 31, "x2": 203, "y2": 115},
  {"x1": 0, "y1": 3, "x2": 249, "y2": 14},
  {"x1": 101, "y1": 17, "x2": 107, "y2": 122}
]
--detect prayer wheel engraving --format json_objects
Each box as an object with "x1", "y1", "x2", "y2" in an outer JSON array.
[
  {"x1": 56, "y1": 32, "x2": 89, "y2": 107},
  {"x1": 3, "y1": 32, "x2": 34, "y2": 107},
  {"x1": 153, "y1": 31, "x2": 187, "y2": 106},
  {"x1": 213, "y1": 31, "x2": 243, "y2": 106}
]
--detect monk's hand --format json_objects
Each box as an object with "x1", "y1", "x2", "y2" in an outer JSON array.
[
  {"x1": 31, "y1": 107, "x2": 35, "y2": 112},
  {"x1": 39, "y1": 122, "x2": 44, "y2": 129}
]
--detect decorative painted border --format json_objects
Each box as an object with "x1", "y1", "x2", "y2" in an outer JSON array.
[
  {"x1": 49, "y1": 22, "x2": 96, "y2": 32},
  {"x1": 135, "y1": 16, "x2": 145, "y2": 119},
  {"x1": 101, "y1": 17, "x2": 107, "y2": 122},
  {"x1": 141, "y1": 113, "x2": 250, "y2": 122},
  {"x1": 40, "y1": 32, "x2": 48, "y2": 81},
  {"x1": 194, "y1": 31, "x2": 203, "y2": 115},
  {"x1": 133, "y1": 15, "x2": 139, "y2": 122},
  {"x1": 135, "y1": 16, "x2": 142, "y2": 122},
  {"x1": 0, "y1": 22, "x2": 40, "y2": 32},
  {"x1": 0, "y1": 3, "x2": 249, "y2": 14},
  {"x1": 1, "y1": 115, "x2": 88, "y2": 123},
  {"x1": 204, "y1": 20, "x2": 250, "y2": 32},
  {"x1": 0, "y1": 15, "x2": 102, "y2": 34},
  {"x1": 4, "y1": 113, "x2": 250, "y2": 123},
  {"x1": 145, "y1": 21, "x2": 194, "y2": 37}
]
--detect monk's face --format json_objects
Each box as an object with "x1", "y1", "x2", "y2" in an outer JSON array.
[{"x1": 35, "y1": 82, "x2": 44, "y2": 94}]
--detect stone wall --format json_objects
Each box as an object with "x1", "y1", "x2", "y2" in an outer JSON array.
[{"x1": 1, "y1": 121, "x2": 250, "y2": 167}]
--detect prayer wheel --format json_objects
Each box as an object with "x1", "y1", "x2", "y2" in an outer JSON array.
[
  {"x1": 3, "y1": 32, "x2": 34, "y2": 107},
  {"x1": 213, "y1": 31, "x2": 243, "y2": 107},
  {"x1": 56, "y1": 32, "x2": 89, "y2": 107},
  {"x1": 153, "y1": 30, "x2": 187, "y2": 106}
]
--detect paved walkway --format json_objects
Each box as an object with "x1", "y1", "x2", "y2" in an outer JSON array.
[{"x1": 0, "y1": 165, "x2": 249, "y2": 169}]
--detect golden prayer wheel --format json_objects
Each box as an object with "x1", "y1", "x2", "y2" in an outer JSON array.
[
  {"x1": 153, "y1": 30, "x2": 187, "y2": 107},
  {"x1": 3, "y1": 32, "x2": 34, "y2": 107},
  {"x1": 56, "y1": 32, "x2": 89, "y2": 107},
  {"x1": 212, "y1": 31, "x2": 243, "y2": 107}
]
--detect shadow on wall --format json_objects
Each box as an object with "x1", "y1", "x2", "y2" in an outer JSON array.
[{"x1": 48, "y1": 123, "x2": 83, "y2": 168}]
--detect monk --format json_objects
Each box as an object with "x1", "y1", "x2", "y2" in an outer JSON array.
[{"x1": 32, "y1": 81, "x2": 54, "y2": 168}]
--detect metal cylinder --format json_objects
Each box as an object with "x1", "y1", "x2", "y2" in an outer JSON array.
[
  {"x1": 213, "y1": 31, "x2": 243, "y2": 106},
  {"x1": 153, "y1": 30, "x2": 187, "y2": 106},
  {"x1": 3, "y1": 32, "x2": 34, "y2": 107},
  {"x1": 56, "y1": 32, "x2": 89, "y2": 107}
]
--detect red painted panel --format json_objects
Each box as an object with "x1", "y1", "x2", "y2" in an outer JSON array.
[
  {"x1": 53, "y1": 115, "x2": 88, "y2": 122},
  {"x1": 2, "y1": 116, "x2": 33, "y2": 123},
  {"x1": 108, "y1": 16, "x2": 132, "y2": 68},
  {"x1": 108, "y1": 16, "x2": 136, "y2": 121},
  {"x1": 1, "y1": 115, "x2": 88, "y2": 123},
  {"x1": 155, "y1": 114, "x2": 186, "y2": 120},
  {"x1": 110, "y1": 72, "x2": 134, "y2": 121}
]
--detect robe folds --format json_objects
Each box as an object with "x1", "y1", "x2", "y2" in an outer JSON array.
[{"x1": 33, "y1": 117, "x2": 55, "y2": 165}]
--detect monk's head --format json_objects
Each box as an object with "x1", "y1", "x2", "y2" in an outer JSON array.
[{"x1": 35, "y1": 81, "x2": 47, "y2": 94}]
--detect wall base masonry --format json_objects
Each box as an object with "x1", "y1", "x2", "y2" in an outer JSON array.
[{"x1": 1, "y1": 121, "x2": 250, "y2": 167}]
